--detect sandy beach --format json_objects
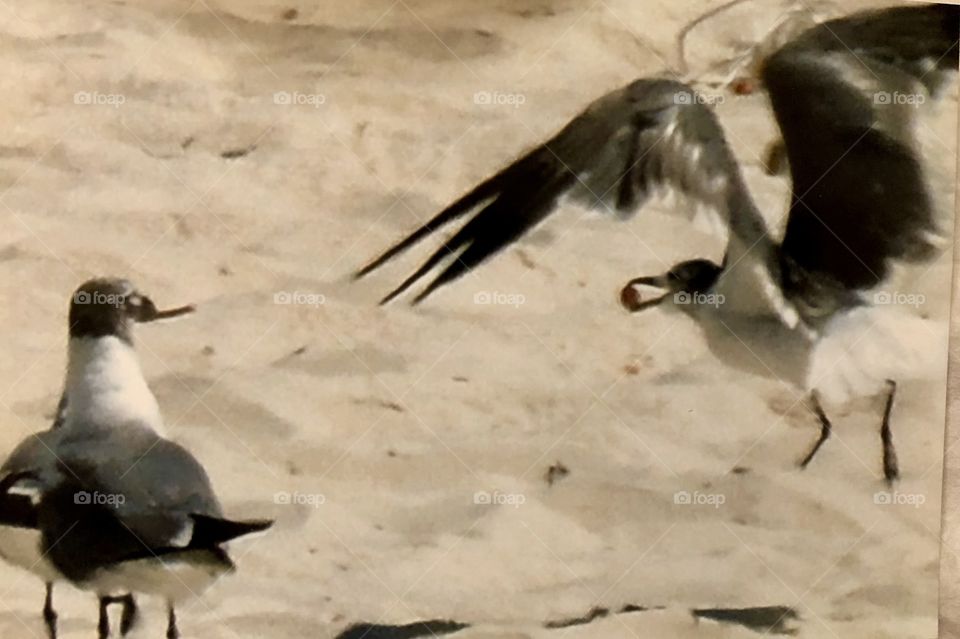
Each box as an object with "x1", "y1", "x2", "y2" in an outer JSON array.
[{"x1": 0, "y1": 1, "x2": 956, "y2": 638}]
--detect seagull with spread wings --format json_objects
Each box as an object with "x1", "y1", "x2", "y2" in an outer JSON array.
[{"x1": 357, "y1": 3, "x2": 959, "y2": 483}]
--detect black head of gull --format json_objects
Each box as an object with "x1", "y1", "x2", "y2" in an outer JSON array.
[
  {"x1": 620, "y1": 259, "x2": 724, "y2": 312},
  {"x1": 69, "y1": 277, "x2": 195, "y2": 345},
  {"x1": 356, "y1": 3, "x2": 959, "y2": 483}
]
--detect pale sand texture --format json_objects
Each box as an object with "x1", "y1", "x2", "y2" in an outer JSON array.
[{"x1": 0, "y1": 1, "x2": 955, "y2": 638}]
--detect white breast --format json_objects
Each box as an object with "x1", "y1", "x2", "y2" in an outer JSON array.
[{"x1": 62, "y1": 336, "x2": 164, "y2": 435}]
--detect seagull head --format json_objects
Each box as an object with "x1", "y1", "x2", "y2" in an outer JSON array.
[
  {"x1": 620, "y1": 259, "x2": 723, "y2": 312},
  {"x1": 69, "y1": 278, "x2": 195, "y2": 345}
]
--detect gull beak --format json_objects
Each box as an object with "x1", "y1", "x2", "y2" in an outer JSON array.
[
  {"x1": 620, "y1": 276, "x2": 670, "y2": 313},
  {"x1": 134, "y1": 296, "x2": 196, "y2": 323}
]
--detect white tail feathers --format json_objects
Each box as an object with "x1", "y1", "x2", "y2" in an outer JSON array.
[{"x1": 808, "y1": 305, "x2": 947, "y2": 406}]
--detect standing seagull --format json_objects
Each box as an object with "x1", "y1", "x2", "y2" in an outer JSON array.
[
  {"x1": 0, "y1": 284, "x2": 194, "y2": 638},
  {"x1": 0, "y1": 278, "x2": 272, "y2": 639},
  {"x1": 356, "y1": 4, "x2": 959, "y2": 482}
]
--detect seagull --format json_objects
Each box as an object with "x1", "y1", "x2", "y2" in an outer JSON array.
[
  {"x1": 0, "y1": 283, "x2": 194, "y2": 639},
  {"x1": 0, "y1": 278, "x2": 272, "y2": 639},
  {"x1": 356, "y1": 4, "x2": 959, "y2": 483}
]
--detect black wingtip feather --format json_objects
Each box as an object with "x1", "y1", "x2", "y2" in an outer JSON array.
[
  {"x1": 355, "y1": 198, "x2": 466, "y2": 280},
  {"x1": 379, "y1": 273, "x2": 422, "y2": 305},
  {"x1": 354, "y1": 195, "x2": 476, "y2": 281},
  {"x1": 405, "y1": 172, "x2": 576, "y2": 304},
  {"x1": 375, "y1": 170, "x2": 550, "y2": 305},
  {"x1": 376, "y1": 235, "x2": 471, "y2": 305},
  {"x1": 355, "y1": 150, "x2": 545, "y2": 281}
]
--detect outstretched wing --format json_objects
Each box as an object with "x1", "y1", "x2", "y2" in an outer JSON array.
[
  {"x1": 767, "y1": 3, "x2": 958, "y2": 318},
  {"x1": 357, "y1": 78, "x2": 770, "y2": 304}
]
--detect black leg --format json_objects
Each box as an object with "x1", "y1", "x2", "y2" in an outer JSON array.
[
  {"x1": 97, "y1": 597, "x2": 111, "y2": 639},
  {"x1": 118, "y1": 595, "x2": 138, "y2": 636},
  {"x1": 800, "y1": 391, "x2": 831, "y2": 469},
  {"x1": 166, "y1": 603, "x2": 179, "y2": 639},
  {"x1": 881, "y1": 380, "x2": 899, "y2": 484},
  {"x1": 42, "y1": 583, "x2": 56, "y2": 639}
]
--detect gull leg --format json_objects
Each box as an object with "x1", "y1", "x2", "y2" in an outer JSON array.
[
  {"x1": 97, "y1": 597, "x2": 111, "y2": 639},
  {"x1": 166, "y1": 603, "x2": 179, "y2": 639},
  {"x1": 800, "y1": 391, "x2": 831, "y2": 469},
  {"x1": 881, "y1": 380, "x2": 899, "y2": 484},
  {"x1": 42, "y1": 583, "x2": 56, "y2": 639},
  {"x1": 118, "y1": 595, "x2": 138, "y2": 636}
]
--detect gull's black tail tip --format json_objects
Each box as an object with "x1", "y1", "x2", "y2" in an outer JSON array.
[{"x1": 189, "y1": 514, "x2": 274, "y2": 546}]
